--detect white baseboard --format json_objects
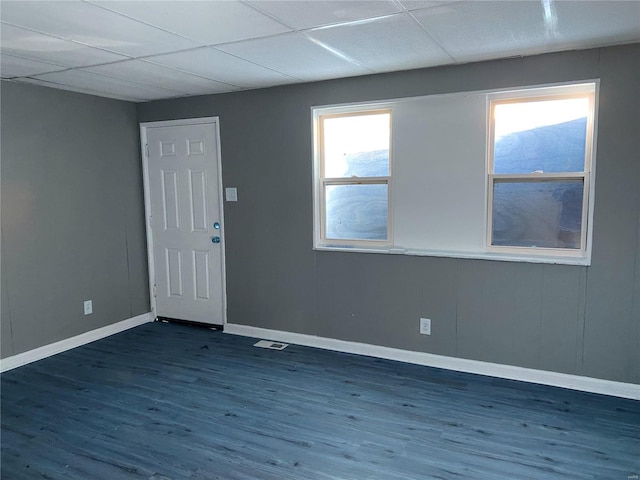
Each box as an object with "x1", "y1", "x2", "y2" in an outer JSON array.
[
  {"x1": 224, "y1": 323, "x2": 640, "y2": 401},
  {"x1": 0, "y1": 312, "x2": 154, "y2": 373}
]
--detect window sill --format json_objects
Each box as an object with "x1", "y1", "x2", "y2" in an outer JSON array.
[{"x1": 313, "y1": 245, "x2": 591, "y2": 266}]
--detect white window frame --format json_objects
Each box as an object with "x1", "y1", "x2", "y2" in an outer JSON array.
[
  {"x1": 486, "y1": 83, "x2": 597, "y2": 260},
  {"x1": 314, "y1": 107, "x2": 393, "y2": 248}
]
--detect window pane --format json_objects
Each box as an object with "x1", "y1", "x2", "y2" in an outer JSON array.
[
  {"x1": 493, "y1": 98, "x2": 589, "y2": 174},
  {"x1": 492, "y1": 181, "x2": 583, "y2": 249},
  {"x1": 325, "y1": 184, "x2": 388, "y2": 240},
  {"x1": 323, "y1": 113, "x2": 390, "y2": 178}
]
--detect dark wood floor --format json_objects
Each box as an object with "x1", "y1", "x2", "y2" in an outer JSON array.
[{"x1": 2, "y1": 322, "x2": 639, "y2": 479}]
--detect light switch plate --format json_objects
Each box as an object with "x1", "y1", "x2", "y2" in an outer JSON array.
[{"x1": 225, "y1": 187, "x2": 238, "y2": 202}]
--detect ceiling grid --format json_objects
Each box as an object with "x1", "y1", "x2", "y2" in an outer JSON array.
[{"x1": 0, "y1": 0, "x2": 638, "y2": 102}]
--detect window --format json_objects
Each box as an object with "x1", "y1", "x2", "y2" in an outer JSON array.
[
  {"x1": 488, "y1": 86, "x2": 595, "y2": 256},
  {"x1": 317, "y1": 110, "x2": 391, "y2": 245},
  {"x1": 313, "y1": 82, "x2": 597, "y2": 265}
]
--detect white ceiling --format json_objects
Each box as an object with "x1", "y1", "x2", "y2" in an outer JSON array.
[{"x1": 1, "y1": 0, "x2": 639, "y2": 102}]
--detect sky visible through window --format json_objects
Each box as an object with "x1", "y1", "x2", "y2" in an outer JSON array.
[
  {"x1": 494, "y1": 97, "x2": 589, "y2": 139},
  {"x1": 323, "y1": 113, "x2": 390, "y2": 178}
]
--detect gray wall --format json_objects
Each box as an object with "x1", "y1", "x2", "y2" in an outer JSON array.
[
  {"x1": 139, "y1": 44, "x2": 640, "y2": 385},
  {"x1": 1, "y1": 81, "x2": 149, "y2": 358}
]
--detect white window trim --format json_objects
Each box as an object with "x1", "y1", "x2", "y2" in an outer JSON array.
[
  {"x1": 312, "y1": 80, "x2": 599, "y2": 266},
  {"x1": 486, "y1": 84, "x2": 597, "y2": 262},
  {"x1": 314, "y1": 107, "x2": 393, "y2": 248}
]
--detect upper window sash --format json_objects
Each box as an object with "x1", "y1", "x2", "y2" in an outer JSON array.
[
  {"x1": 319, "y1": 109, "x2": 392, "y2": 180},
  {"x1": 488, "y1": 92, "x2": 595, "y2": 175}
]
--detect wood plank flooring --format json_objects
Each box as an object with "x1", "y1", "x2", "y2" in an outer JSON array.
[{"x1": 2, "y1": 322, "x2": 639, "y2": 479}]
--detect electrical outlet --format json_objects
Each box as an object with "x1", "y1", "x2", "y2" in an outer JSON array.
[
  {"x1": 84, "y1": 300, "x2": 93, "y2": 315},
  {"x1": 419, "y1": 318, "x2": 431, "y2": 335}
]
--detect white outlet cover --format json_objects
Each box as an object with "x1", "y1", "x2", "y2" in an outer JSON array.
[
  {"x1": 84, "y1": 300, "x2": 93, "y2": 315},
  {"x1": 420, "y1": 317, "x2": 431, "y2": 335}
]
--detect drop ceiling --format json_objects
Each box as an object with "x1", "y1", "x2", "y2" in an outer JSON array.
[{"x1": 1, "y1": 0, "x2": 639, "y2": 102}]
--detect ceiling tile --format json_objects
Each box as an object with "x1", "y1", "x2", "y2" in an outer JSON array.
[
  {"x1": 399, "y1": 1, "x2": 458, "y2": 11},
  {"x1": 1, "y1": 0, "x2": 638, "y2": 102},
  {"x1": 0, "y1": 1, "x2": 198, "y2": 57},
  {"x1": 308, "y1": 14, "x2": 452, "y2": 72},
  {"x1": 218, "y1": 33, "x2": 371, "y2": 81},
  {"x1": 30, "y1": 69, "x2": 182, "y2": 101},
  {"x1": 248, "y1": 0, "x2": 401, "y2": 29},
  {"x1": 16, "y1": 76, "x2": 146, "y2": 102},
  {"x1": 145, "y1": 47, "x2": 300, "y2": 89},
  {"x1": 412, "y1": 1, "x2": 552, "y2": 62},
  {"x1": 0, "y1": 23, "x2": 127, "y2": 68},
  {"x1": 0, "y1": 53, "x2": 66, "y2": 78},
  {"x1": 90, "y1": 0, "x2": 291, "y2": 45},
  {"x1": 84, "y1": 60, "x2": 236, "y2": 95},
  {"x1": 551, "y1": 1, "x2": 640, "y2": 49}
]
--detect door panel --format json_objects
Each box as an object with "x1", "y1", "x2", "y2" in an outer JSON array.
[
  {"x1": 190, "y1": 170, "x2": 208, "y2": 232},
  {"x1": 162, "y1": 170, "x2": 180, "y2": 230},
  {"x1": 145, "y1": 122, "x2": 225, "y2": 325},
  {"x1": 193, "y1": 250, "x2": 210, "y2": 300},
  {"x1": 166, "y1": 248, "x2": 183, "y2": 297}
]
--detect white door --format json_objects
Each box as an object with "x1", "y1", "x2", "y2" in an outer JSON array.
[{"x1": 142, "y1": 119, "x2": 225, "y2": 325}]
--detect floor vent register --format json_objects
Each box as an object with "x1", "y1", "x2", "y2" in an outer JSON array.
[{"x1": 254, "y1": 340, "x2": 288, "y2": 350}]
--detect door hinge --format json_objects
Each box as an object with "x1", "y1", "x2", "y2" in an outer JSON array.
[
  {"x1": 145, "y1": 144, "x2": 149, "y2": 157},
  {"x1": 153, "y1": 284, "x2": 157, "y2": 298}
]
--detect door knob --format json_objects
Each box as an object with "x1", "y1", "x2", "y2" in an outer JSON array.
[
  {"x1": 212, "y1": 236, "x2": 221, "y2": 243},
  {"x1": 213, "y1": 222, "x2": 220, "y2": 229}
]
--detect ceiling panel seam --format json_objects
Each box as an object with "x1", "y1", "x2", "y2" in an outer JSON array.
[{"x1": 0, "y1": 20, "x2": 136, "y2": 62}]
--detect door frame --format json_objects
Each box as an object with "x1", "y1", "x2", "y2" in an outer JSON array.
[{"x1": 139, "y1": 117, "x2": 227, "y2": 324}]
